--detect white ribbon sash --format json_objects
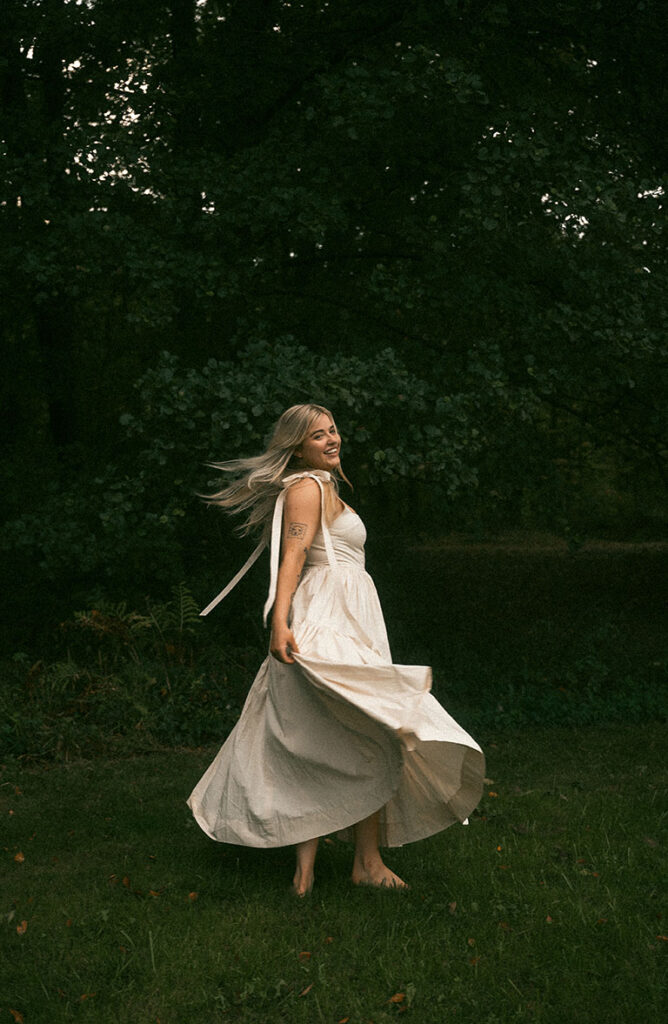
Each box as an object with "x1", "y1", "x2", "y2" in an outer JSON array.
[
  {"x1": 199, "y1": 538, "x2": 266, "y2": 617},
  {"x1": 262, "y1": 470, "x2": 337, "y2": 626},
  {"x1": 199, "y1": 470, "x2": 334, "y2": 621}
]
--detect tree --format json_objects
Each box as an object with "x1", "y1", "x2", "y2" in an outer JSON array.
[{"x1": 2, "y1": 0, "x2": 666, "y2": 641}]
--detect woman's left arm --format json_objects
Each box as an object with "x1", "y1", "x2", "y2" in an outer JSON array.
[{"x1": 269, "y1": 479, "x2": 321, "y2": 664}]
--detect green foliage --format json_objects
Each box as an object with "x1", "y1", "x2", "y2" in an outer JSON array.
[
  {"x1": 1, "y1": 340, "x2": 489, "y2": 589},
  {"x1": 0, "y1": 586, "x2": 253, "y2": 760},
  {"x1": 1, "y1": 0, "x2": 666, "y2": 642},
  {"x1": 3, "y1": 592, "x2": 665, "y2": 763}
]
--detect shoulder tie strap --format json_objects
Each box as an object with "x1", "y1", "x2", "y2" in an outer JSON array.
[
  {"x1": 201, "y1": 469, "x2": 378, "y2": 653},
  {"x1": 263, "y1": 470, "x2": 378, "y2": 652},
  {"x1": 199, "y1": 470, "x2": 334, "y2": 620},
  {"x1": 262, "y1": 470, "x2": 335, "y2": 626},
  {"x1": 199, "y1": 538, "x2": 266, "y2": 617}
]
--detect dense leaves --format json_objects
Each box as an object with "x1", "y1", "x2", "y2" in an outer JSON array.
[{"x1": 1, "y1": 0, "x2": 667, "y2": 641}]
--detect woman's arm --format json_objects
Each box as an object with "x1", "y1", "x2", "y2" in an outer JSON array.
[{"x1": 270, "y1": 479, "x2": 322, "y2": 664}]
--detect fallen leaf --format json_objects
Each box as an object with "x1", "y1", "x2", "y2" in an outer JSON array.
[
  {"x1": 469, "y1": 956, "x2": 481, "y2": 966},
  {"x1": 644, "y1": 837, "x2": 659, "y2": 848},
  {"x1": 325, "y1": 936, "x2": 334, "y2": 944},
  {"x1": 122, "y1": 876, "x2": 130, "y2": 888},
  {"x1": 337, "y1": 1018, "x2": 350, "y2": 1024},
  {"x1": 496, "y1": 845, "x2": 502, "y2": 852},
  {"x1": 596, "y1": 918, "x2": 608, "y2": 924},
  {"x1": 498, "y1": 921, "x2": 511, "y2": 932},
  {"x1": 488, "y1": 791, "x2": 499, "y2": 798},
  {"x1": 14, "y1": 786, "x2": 22, "y2": 796},
  {"x1": 16, "y1": 920, "x2": 28, "y2": 935},
  {"x1": 9, "y1": 1011, "x2": 24, "y2": 1023},
  {"x1": 546, "y1": 915, "x2": 553, "y2": 924},
  {"x1": 499, "y1": 864, "x2": 510, "y2": 870},
  {"x1": 79, "y1": 993, "x2": 96, "y2": 1001},
  {"x1": 299, "y1": 983, "x2": 314, "y2": 997},
  {"x1": 8, "y1": 809, "x2": 14, "y2": 816},
  {"x1": 188, "y1": 891, "x2": 198, "y2": 901},
  {"x1": 66, "y1": 918, "x2": 72, "y2": 927},
  {"x1": 448, "y1": 900, "x2": 457, "y2": 915},
  {"x1": 149, "y1": 890, "x2": 163, "y2": 897},
  {"x1": 657, "y1": 935, "x2": 668, "y2": 942},
  {"x1": 467, "y1": 938, "x2": 476, "y2": 947},
  {"x1": 388, "y1": 992, "x2": 405, "y2": 1003},
  {"x1": 298, "y1": 951, "x2": 311, "y2": 961},
  {"x1": 14, "y1": 852, "x2": 25, "y2": 864},
  {"x1": 483, "y1": 777, "x2": 495, "y2": 785}
]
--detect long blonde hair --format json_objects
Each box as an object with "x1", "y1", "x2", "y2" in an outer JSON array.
[{"x1": 205, "y1": 404, "x2": 350, "y2": 537}]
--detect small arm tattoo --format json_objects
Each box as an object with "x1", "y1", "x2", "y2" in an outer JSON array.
[{"x1": 287, "y1": 521, "x2": 307, "y2": 538}]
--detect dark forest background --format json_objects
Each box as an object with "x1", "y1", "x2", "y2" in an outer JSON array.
[{"x1": 1, "y1": 1, "x2": 667, "y2": 756}]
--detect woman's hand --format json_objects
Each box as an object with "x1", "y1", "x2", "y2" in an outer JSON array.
[{"x1": 270, "y1": 623, "x2": 300, "y2": 664}]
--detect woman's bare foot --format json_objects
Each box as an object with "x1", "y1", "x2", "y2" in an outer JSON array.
[
  {"x1": 352, "y1": 855, "x2": 408, "y2": 889},
  {"x1": 291, "y1": 868, "x2": 314, "y2": 897},
  {"x1": 292, "y1": 836, "x2": 318, "y2": 896}
]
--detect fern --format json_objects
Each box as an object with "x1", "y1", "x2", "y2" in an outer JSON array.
[{"x1": 170, "y1": 582, "x2": 201, "y2": 636}]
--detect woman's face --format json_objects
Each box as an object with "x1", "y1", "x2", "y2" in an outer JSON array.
[{"x1": 295, "y1": 413, "x2": 341, "y2": 472}]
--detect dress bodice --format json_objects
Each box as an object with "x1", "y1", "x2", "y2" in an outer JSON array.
[
  {"x1": 199, "y1": 469, "x2": 366, "y2": 624},
  {"x1": 306, "y1": 506, "x2": 366, "y2": 570}
]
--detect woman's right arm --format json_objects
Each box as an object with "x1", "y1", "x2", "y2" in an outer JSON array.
[{"x1": 270, "y1": 479, "x2": 321, "y2": 664}]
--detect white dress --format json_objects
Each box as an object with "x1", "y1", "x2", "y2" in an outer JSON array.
[{"x1": 188, "y1": 470, "x2": 485, "y2": 848}]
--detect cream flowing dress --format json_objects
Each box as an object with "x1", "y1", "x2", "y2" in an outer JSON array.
[{"x1": 188, "y1": 470, "x2": 485, "y2": 848}]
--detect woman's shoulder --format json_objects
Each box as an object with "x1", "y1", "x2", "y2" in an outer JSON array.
[
  {"x1": 282, "y1": 472, "x2": 324, "y2": 510},
  {"x1": 281, "y1": 470, "x2": 333, "y2": 494},
  {"x1": 282, "y1": 471, "x2": 339, "y2": 521}
]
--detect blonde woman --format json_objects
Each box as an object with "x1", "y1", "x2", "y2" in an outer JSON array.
[{"x1": 188, "y1": 404, "x2": 484, "y2": 894}]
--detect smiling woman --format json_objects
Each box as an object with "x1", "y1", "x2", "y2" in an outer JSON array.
[
  {"x1": 294, "y1": 413, "x2": 342, "y2": 472},
  {"x1": 189, "y1": 404, "x2": 485, "y2": 895}
]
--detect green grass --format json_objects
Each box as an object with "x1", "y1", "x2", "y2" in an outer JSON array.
[{"x1": 2, "y1": 724, "x2": 666, "y2": 1023}]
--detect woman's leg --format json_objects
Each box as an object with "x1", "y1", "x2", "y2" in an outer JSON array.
[
  {"x1": 352, "y1": 809, "x2": 407, "y2": 888},
  {"x1": 293, "y1": 837, "x2": 319, "y2": 895}
]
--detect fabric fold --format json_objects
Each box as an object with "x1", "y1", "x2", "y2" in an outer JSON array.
[{"x1": 188, "y1": 471, "x2": 485, "y2": 849}]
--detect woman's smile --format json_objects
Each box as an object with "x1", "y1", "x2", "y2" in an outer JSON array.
[{"x1": 297, "y1": 414, "x2": 341, "y2": 470}]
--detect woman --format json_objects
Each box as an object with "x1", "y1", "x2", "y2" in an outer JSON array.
[{"x1": 188, "y1": 403, "x2": 484, "y2": 894}]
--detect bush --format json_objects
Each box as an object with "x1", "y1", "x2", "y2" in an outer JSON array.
[
  {"x1": 2, "y1": 588, "x2": 665, "y2": 763},
  {"x1": 0, "y1": 585, "x2": 257, "y2": 761},
  {"x1": 3, "y1": 339, "x2": 485, "y2": 578}
]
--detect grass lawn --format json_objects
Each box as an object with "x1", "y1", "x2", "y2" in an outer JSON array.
[{"x1": 2, "y1": 724, "x2": 666, "y2": 1023}]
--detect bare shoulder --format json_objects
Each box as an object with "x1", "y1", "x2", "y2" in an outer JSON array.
[{"x1": 284, "y1": 476, "x2": 322, "y2": 518}]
